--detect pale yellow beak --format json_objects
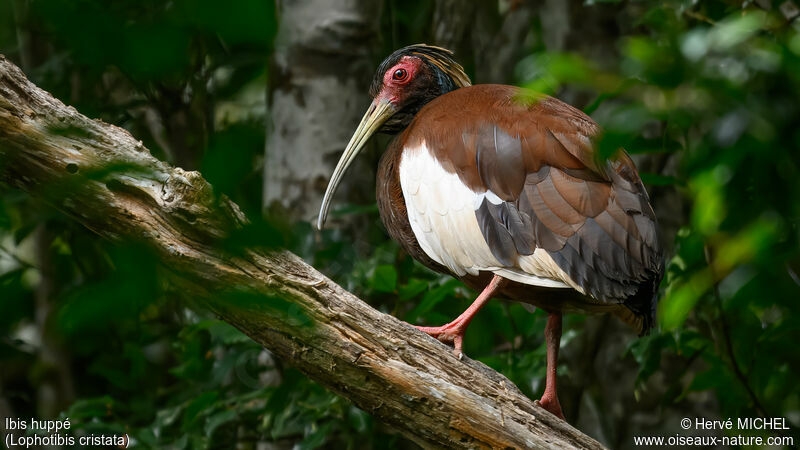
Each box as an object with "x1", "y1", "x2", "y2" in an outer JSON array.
[{"x1": 317, "y1": 99, "x2": 395, "y2": 230}]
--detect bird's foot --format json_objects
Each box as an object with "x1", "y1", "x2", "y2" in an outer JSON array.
[
  {"x1": 408, "y1": 275, "x2": 506, "y2": 359},
  {"x1": 535, "y1": 395, "x2": 565, "y2": 420},
  {"x1": 413, "y1": 320, "x2": 468, "y2": 358}
]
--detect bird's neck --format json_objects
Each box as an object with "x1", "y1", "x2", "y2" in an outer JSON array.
[{"x1": 432, "y1": 67, "x2": 461, "y2": 94}]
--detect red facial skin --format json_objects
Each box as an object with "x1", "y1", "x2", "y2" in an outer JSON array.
[{"x1": 376, "y1": 56, "x2": 424, "y2": 106}]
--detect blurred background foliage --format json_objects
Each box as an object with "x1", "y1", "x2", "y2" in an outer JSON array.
[{"x1": 1, "y1": 0, "x2": 799, "y2": 448}]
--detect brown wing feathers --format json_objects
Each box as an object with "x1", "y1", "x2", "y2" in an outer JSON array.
[{"x1": 411, "y1": 85, "x2": 663, "y2": 316}]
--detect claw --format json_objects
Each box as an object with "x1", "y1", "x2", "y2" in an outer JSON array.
[{"x1": 414, "y1": 321, "x2": 467, "y2": 356}]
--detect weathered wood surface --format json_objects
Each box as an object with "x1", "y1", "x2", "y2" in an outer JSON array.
[{"x1": 0, "y1": 55, "x2": 605, "y2": 450}]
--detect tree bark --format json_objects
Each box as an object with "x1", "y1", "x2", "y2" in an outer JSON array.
[
  {"x1": 432, "y1": 0, "x2": 533, "y2": 85},
  {"x1": 0, "y1": 55, "x2": 605, "y2": 449},
  {"x1": 264, "y1": 0, "x2": 381, "y2": 222}
]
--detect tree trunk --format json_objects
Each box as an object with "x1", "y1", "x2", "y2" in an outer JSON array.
[
  {"x1": 0, "y1": 55, "x2": 607, "y2": 449},
  {"x1": 264, "y1": 0, "x2": 382, "y2": 222},
  {"x1": 432, "y1": 0, "x2": 534, "y2": 85}
]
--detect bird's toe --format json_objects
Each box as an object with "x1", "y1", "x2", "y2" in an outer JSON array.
[{"x1": 411, "y1": 322, "x2": 468, "y2": 357}]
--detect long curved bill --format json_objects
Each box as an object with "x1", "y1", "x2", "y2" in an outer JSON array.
[{"x1": 317, "y1": 99, "x2": 395, "y2": 230}]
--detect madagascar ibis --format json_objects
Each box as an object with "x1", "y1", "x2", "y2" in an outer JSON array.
[{"x1": 317, "y1": 44, "x2": 663, "y2": 420}]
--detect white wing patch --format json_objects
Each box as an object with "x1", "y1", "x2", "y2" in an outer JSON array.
[{"x1": 398, "y1": 142, "x2": 576, "y2": 290}]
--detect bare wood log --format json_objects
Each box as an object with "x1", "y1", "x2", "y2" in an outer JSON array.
[{"x1": 0, "y1": 55, "x2": 605, "y2": 450}]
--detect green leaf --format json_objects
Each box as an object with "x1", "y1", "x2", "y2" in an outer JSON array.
[
  {"x1": 659, "y1": 270, "x2": 713, "y2": 330},
  {"x1": 397, "y1": 277, "x2": 428, "y2": 300},
  {"x1": 298, "y1": 422, "x2": 333, "y2": 450},
  {"x1": 347, "y1": 407, "x2": 370, "y2": 434},
  {"x1": 405, "y1": 279, "x2": 462, "y2": 322},
  {"x1": 183, "y1": 391, "x2": 219, "y2": 430},
  {"x1": 371, "y1": 264, "x2": 398, "y2": 293},
  {"x1": 63, "y1": 396, "x2": 115, "y2": 421},
  {"x1": 205, "y1": 409, "x2": 237, "y2": 438}
]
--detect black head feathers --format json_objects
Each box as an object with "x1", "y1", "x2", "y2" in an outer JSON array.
[{"x1": 369, "y1": 44, "x2": 471, "y2": 98}]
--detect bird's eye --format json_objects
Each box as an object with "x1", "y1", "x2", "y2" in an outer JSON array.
[{"x1": 393, "y1": 68, "x2": 408, "y2": 81}]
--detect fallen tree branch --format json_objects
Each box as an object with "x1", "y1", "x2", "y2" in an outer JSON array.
[{"x1": 0, "y1": 55, "x2": 605, "y2": 449}]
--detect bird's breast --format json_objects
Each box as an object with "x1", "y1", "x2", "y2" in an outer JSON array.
[{"x1": 376, "y1": 137, "x2": 446, "y2": 274}]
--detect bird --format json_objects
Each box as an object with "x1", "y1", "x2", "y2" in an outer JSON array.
[{"x1": 317, "y1": 44, "x2": 663, "y2": 420}]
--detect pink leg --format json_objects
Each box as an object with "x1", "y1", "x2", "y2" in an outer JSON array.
[
  {"x1": 537, "y1": 312, "x2": 565, "y2": 420},
  {"x1": 414, "y1": 275, "x2": 506, "y2": 357}
]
